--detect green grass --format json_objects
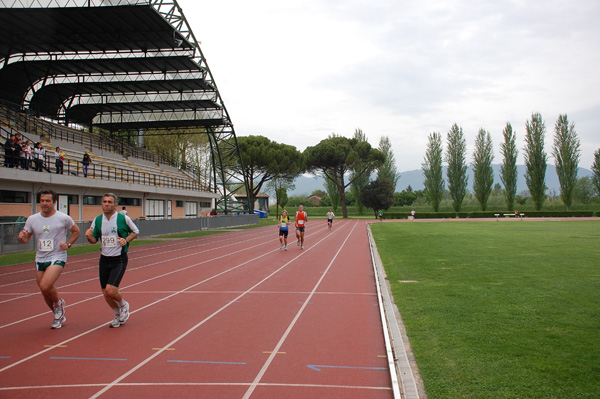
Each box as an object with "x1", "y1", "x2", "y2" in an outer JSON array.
[{"x1": 371, "y1": 221, "x2": 600, "y2": 399}]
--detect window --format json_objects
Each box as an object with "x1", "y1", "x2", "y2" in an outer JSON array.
[
  {"x1": 83, "y1": 195, "x2": 103, "y2": 205},
  {"x1": 0, "y1": 190, "x2": 29, "y2": 203},
  {"x1": 199, "y1": 201, "x2": 212, "y2": 208},
  {"x1": 119, "y1": 197, "x2": 140, "y2": 206},
  {"x1": 146, "y1": 199, "x2": 165, "y2": 217},
  {"x1": 176, "y1": 201, "x2": 184, "y2": 208},
  {"x1": 185, "y1": 201, "x2": 197, "y2": 216}
]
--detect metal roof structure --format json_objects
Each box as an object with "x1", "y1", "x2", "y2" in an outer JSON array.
[{"x1": 0, "y1": 0, "x2": 249, "y2": 213}]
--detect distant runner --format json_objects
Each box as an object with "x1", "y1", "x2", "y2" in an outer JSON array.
[
  {"x1": 326, "y1": 209, "x2": 335, "y2": 230},
  {"x1": 278, "y1": 210, "x2": 291, "y2": 251},
  {"x1": 295, "y1": 204, "x2": 308, "y2": 250}
]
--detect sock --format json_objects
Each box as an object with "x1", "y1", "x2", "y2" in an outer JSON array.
[
  {"x1": 118, "y1": 300, "x2": 125, "y2": 307},
  {"x1": 114, "y1": 308, "x2": 120, "y2": 315}
]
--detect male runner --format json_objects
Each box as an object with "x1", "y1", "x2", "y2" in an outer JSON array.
[
  {"x1": 326, "y1": 209, "x2": 335, "y2": 230},
  {"x1": 18, "y1": 189, "x2": 80, "y2": 329},
  {"x1": 295, "y1": 204, "x2": 308, "y2": 249},
  {"x1": 85, "y1": 193, "x2": 139, "y2": 328}
]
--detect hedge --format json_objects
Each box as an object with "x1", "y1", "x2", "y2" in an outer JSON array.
[{"x1": 382, "y1": 211, "x2": 599, "y2": 219}]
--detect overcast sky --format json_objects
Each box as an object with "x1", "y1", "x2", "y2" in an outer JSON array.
[{"x1": 176, "y1": 0, "x2": 600, "y2": 172}]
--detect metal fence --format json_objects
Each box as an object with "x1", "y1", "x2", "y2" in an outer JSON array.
[{"x1": 0, "y1": 214, "x2": 259, "y2": 255}]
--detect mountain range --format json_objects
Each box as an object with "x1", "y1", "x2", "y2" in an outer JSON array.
[{"x1": 289, "y1": 165, "x2": 593, "y2": 197}]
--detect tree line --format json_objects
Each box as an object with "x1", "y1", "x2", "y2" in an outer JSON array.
[{"x1": 423, "y1": 113, "x2": 600, "y2": 212}]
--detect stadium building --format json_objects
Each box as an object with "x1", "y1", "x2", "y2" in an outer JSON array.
[{"x1": 1, "y1": 1, "x2": 249, "y2": 225}]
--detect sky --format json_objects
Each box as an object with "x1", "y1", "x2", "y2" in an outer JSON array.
[{"x1": 176, "y1": 0, "x2": 600, "y2": 172}]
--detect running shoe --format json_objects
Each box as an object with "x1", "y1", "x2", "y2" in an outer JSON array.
[
  {"x1": 109, "y1": 315, "x2": 121, "y2": 328},
  {"x1": 119, "y1": 301, "x2": 130, "y2": 324},
  {"x1": 301, "y1": 245, "x2": 304, "y2": 250},
  {"x1": 51, "y1": 299, "x2": 66, "y2": 329},
  {"x1": 284, "y1": 246, "x2": 288, "y2": 251},
  {"x1": 297, "y1": 239, "x2": 300, "y2": 246},
  {"x1": 280, "y1": 243, "x2": 284, "y2": 249}
]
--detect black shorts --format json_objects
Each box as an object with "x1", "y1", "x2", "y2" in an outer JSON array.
[
  {"x1": 99, "y1": 253, "x2": 128, "y2": 289},
  {"x1": 279, "y1": 229, "x2": 289, "y2": 238}
]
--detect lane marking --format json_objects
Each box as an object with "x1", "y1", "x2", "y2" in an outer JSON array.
[
  {"x1": 50, "y1": 356, "x2": 127, "y2": 361},
  {"x1": 44, "y1": 345, "x2": 67, "y2": 348},
  {"x1": 167, "y1": 360, "x2": 245, "y2": 365},
  {"x1": 262, "y1": 351, "x2": 286, "y2": 355},
  {"x1": 307, "y1": 364, "x2": 388, "y2": 372},
  {"x1": 242, "y1": 221, "x2": 360, "y2": 399},
  {"x1": 152, "y1": 348, "x2": 175, "y2": 351}
]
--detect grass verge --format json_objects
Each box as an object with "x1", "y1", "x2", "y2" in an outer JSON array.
[{"x1": 371, "y1": 221, "x2": 600, "y2": 399}]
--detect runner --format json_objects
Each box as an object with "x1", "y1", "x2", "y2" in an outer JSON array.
[
  {"x1": 295, "y1": 204, "x2": 308, "y2": 249},
  {"x1": 18, "y1": 189, "x2": 81, "y2": 329},
  {"x1": 326, "y1": 208, "x2": 335, "y2": 230},
  {"x1": 278, "y1": 209, "x2": 291, "y2": 251},
  {"x1": 85, "y1": 193, "x2": 139, "y2": 328}
]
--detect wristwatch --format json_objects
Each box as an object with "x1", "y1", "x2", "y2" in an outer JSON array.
[{"x1": 67, "y1": 243, "x2": 72, "y2": 248}]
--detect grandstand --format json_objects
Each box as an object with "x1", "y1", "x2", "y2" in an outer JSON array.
[{"x1": 0, "y1": 1, "x2": 249, "y2": 223}]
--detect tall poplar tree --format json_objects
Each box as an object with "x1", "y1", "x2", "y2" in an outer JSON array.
[
  {"x1": 552, "y1": 114, "x2": 581, "y2": 210},
  {"x1": 422, "y1": 132, "x2": 444, "y2": 212},
  {"x1": 523, "y1": 113, "x2": 547, "y2": 211},
  {"x1": 592, "y1": 149, "x2": 600, "y2": 197},
  {"x1": 377, "y1": 136, "x2": 400, "y2": 189},
  {"x1": 446, "y1": 123, "x2": 468, "y2": 212},
  {"x1": 500, "y1": 122, "x2": 518, "y2": 211},
  {"x1": 472, "y1": 128, "x2": 494, "y2": 211}
]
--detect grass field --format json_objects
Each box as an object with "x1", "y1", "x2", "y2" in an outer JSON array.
[{"x1": 371, "y1": 220, "x2": 600, "y2": 399}]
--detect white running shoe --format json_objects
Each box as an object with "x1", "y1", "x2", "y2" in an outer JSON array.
[
  {"x1": 119, "y1": 301, "x2": 130, "y2": 324},
  {"x1": 280, "y1": 243, "x2": 284, "y2": 249},
  {"x1": 301, "y1": 245, "x2": 304, "y2": 250},
  {"x1": 297, "y1": 239, "x2": 300, "y2": 246},
  {"x1": 284, "y1": 246, "x2": 288, "y2": 251},
  {"x1": 51, "y1": 299, "x2": 66, "y2": 329},
  {"x1": 109, "y1": 315, "x2": 121, "y2": 328}
]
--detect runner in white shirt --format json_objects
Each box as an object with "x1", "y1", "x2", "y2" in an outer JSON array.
[
  {"x1": 18, "y1": 189, "x2": 80, "y2": 329},
  {"x1": 326, "y1": 209, "x2": 335, "y2": 230},
  {"x1": 85, "y1": 193, "x2": 139, "y2": 328}
]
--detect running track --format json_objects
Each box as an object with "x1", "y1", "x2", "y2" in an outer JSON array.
[{"x1": 0, "y1": 219, "x2": 410, "y2": 398}]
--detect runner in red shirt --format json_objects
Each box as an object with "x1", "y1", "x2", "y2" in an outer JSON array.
[{"x1": 295, "y1": 204, "x2": 308, "y2": 250}]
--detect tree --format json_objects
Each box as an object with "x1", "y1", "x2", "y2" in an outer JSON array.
[
  {"x1": 237, "y1": 135, "x2": 304, "y2": 213},
  {"x1": 350, "y1": 129, "x2": 372, "y2": 216},
  {"x1": 552, "y1": 114, "x2": 581, "y2": 210},
  {"x1": 500, "y1": 122, "x2": 518, "y2": 211},
  {"x1": 304, "y1": 134, "x2": 384, "y2": 218},
  {"x1": 574, "y1": 176, "x2": 594, "y2": 204},
  {"x1": 267, "y1": 176, "x2": 295, "y2": 218},
  {"x1": 324, "y1": 177, "x2": 340, "y2": 213},
  {"x1": 524, "y1": 113, "x2": 548, "y2": 211},
  {"x1": 446, "y1": 123, "x2": 468, "y2": 212},
  {"x1": 360, "y1": 178, "x2": 395, "y2": 218},
  {"x1": 472, "y1": 128, "x2": 494, "y2": 211},
  {"x1": 592, "y1": 149, "x2": 600, "y2": 196},
  {"x1": 422, "y1": 132, "x2": 445, "y2": 212},
  {"x1": 377, "y1": 136, "x2": 400, "y2": 189}
]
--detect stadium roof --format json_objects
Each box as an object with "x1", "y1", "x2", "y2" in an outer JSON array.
[{"x1": 0, "y1": 0, "x2": 231, "y2": 131}]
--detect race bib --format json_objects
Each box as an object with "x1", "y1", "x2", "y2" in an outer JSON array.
[
  {"x1": 102, "y1": 235, "x2": 120, "y2": 248},
  {"x1": 281, "y1": 222, "x2": 287, "y2": 228},
  {"x1": 297, "y1": 219, "x2": 304, "y2": 226},
  {"x1": 38, "y1": 239, "x2": 54, "y2": 252}
]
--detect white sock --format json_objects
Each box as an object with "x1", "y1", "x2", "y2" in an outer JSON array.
[{"x1": 118, "y1": 300, "x2": 125, "y2": 307}]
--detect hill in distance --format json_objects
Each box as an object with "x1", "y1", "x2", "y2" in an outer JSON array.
[{"x1": 289, "y1": 165, "x2": 593, "y2": 197}]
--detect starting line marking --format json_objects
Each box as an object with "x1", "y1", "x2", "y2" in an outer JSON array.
[{"x1": 307, "y1": 364, "x2": 388, "y2": 372}]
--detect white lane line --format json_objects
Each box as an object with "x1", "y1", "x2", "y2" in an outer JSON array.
[
  {"x1": 242, "y1": 221, "x2": 359, "y2": 399},
  {"x1": 88, "y1": 221, "x2": 345, "y2": 398}
]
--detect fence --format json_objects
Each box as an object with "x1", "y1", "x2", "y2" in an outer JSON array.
[{"x1": 0, "y1": 214, "x2": 259, "y2": 255}]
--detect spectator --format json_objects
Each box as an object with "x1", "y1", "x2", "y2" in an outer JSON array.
[
  {"x1": 14, "y1": 138, "x2": 23, "y2": 169},
  {"x1": 120, "y1": 206, "x2": 127, "y2": 215},
  {"x1": 23, "y1": 141, "x2": 33, "y2": 170},
  {"x1": 82, "y1": 152, "x2": 92, "y2": 177},
  {"x1": 55, "y1": 147, "x2": 65, "y2": 174},
  {"x1": 3, "y1": 134, "x2": 15, "y2": 167},
  {"x1": 33, "y1": 142, "x2": 46, "y2": 172}
]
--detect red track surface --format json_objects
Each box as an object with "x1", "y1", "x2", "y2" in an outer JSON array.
[{"x1": 0, "y1": 219, "x2": 395, "y2": 398}]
